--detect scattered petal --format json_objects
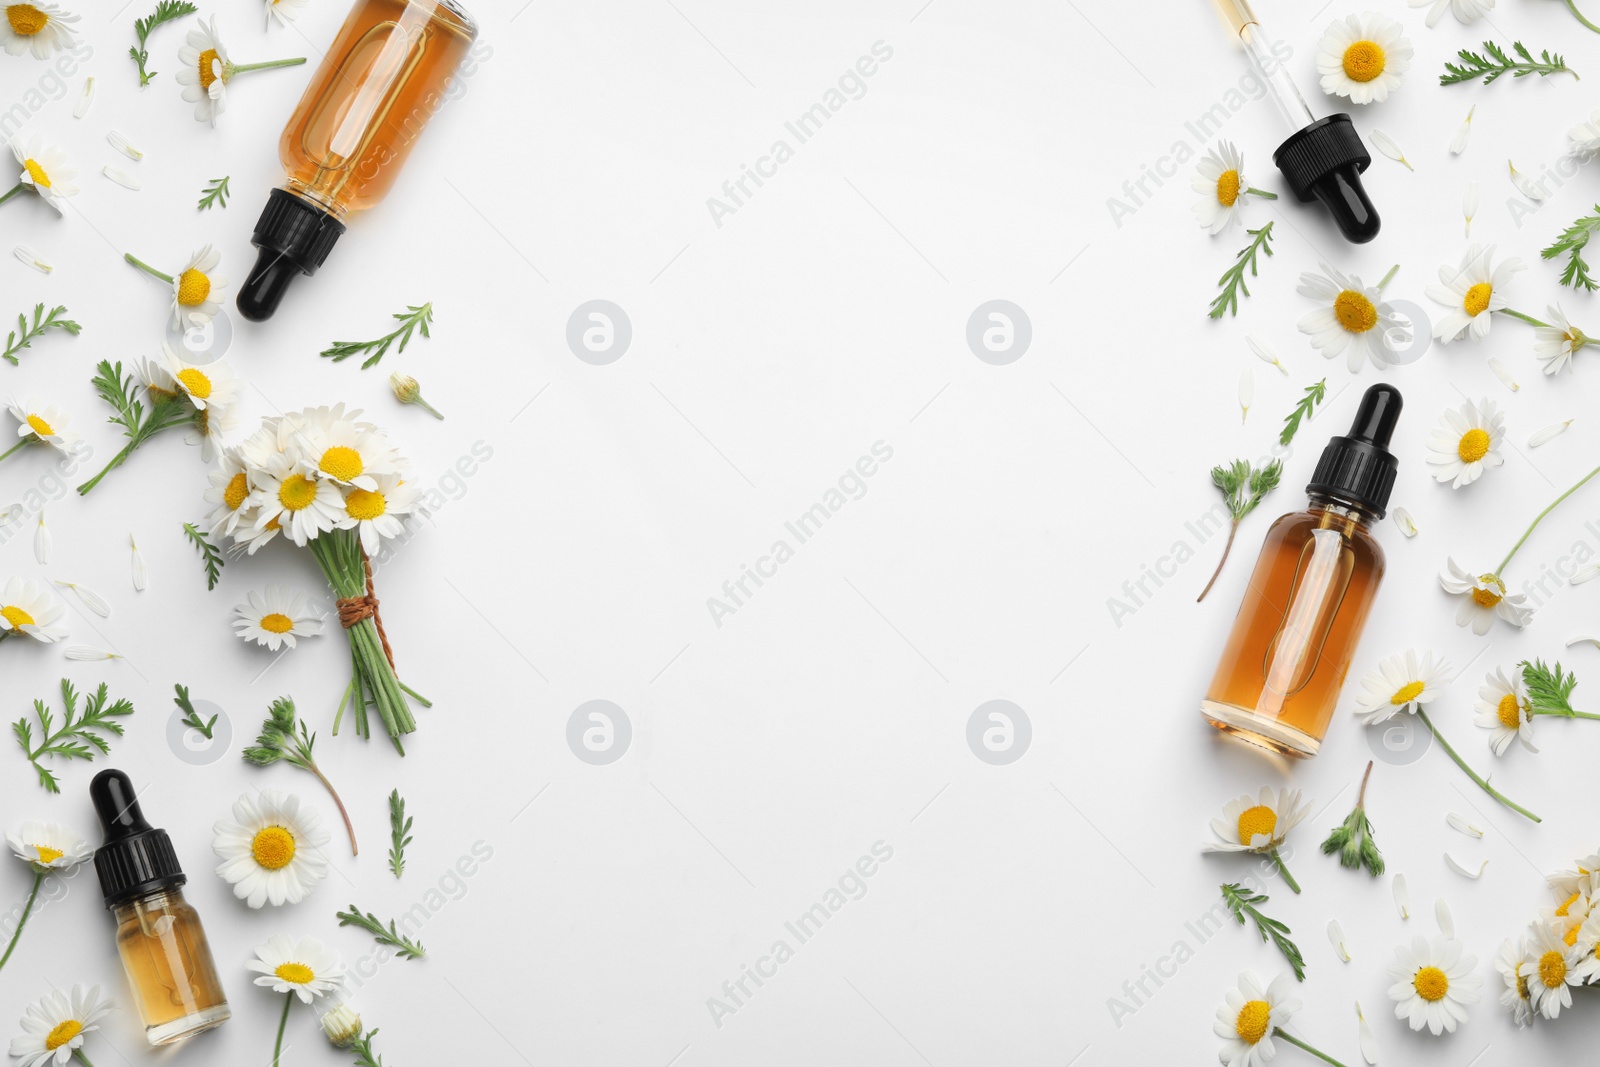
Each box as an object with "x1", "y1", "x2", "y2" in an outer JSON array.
[
  {"x1": 1488, "y1": 356, "x2": 1519, "y2": 392},
  {"x1": 1247, "y1": 334, "x2": 1288, "y2": 375},
  {"x1": 1370, "y1": 129, "x2": 1413, "y2": 171},
  {"x1": 1391, "y1": 505, "x2": 1419, "y2": 538},
  {"x1": 1446, "y1": 812, "x2": 1484, "y2": 838},
  {"x1": 1328, "y1": 918, "x2": 1351, "y2": 962},
  {"x1": 1569, "y1": 566, "x2": 1600, "y2": 586},
  {"x1": 106, "y1": 131, "x2": 143, "y2": 161},
  {"x1": 1238, "y1": 368, "x2": 1253, "y2": 423},
  {"x1": 1450, "y1": 105, "x2": 1474, "y2": 156},
  {"x1": 1355, "y1": 1001, "x2": 1377, "y2": 1065},
  {"x1": 1393, "y1": 873, "x2": 1410, "y2": 919},
  {"x1": 1444, "y1": 853, "x2": 1487, "y2": 879},
  {"x1": 1508, "y1": 159, "x2": 1545, "y2": 202},
  {"x1": 1462, "y1": 180, "x2": 1478, "y2": 238},
  {"x1": 53, "y1": 579, "x2": 110, "y2": 618},
  {"x1": 1435, "y1": 897, "x2": 1455, "y2": 939},
  {"x1": 12, "y1": 245, "x2": 52, "y2": 274},
  {"x1": 34, "y1": 510, "x2": 50, "y2": 565},
  {"x1": 75, "y1": 77, "x2": 95, "y2": 119},
  {"x1": 64, "y1": 646, "x2": 122, "y2": 662},
  {"x1": 102, "y1": 166, "x2": 141, "y2": 191},
  {"x1": 1528, "y1": 419, "x2": 1573, "y2": 448},
  {"x1": 131, "y1": 535, "x2": 147, "y2": 592}
]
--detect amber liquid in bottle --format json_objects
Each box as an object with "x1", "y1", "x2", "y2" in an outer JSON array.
[{"x1": 113, "y1": 889, "x2": 231, "y2": 1044}]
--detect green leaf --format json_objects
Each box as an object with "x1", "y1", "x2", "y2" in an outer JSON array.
[
  {"x1": 14, "y1": 680, "x2": 134, "y2": 792},
  {"x1": 336, "y1": 905, "x2": 426, "y2": 960},
  {"x1": 3, "y1": 304, "x2": 79, "y2": 366},
  {"x1": 1221, "y1": 882, "x2": 1306, "y2": 981},
  {"x1": 320, "y1": 303, "x2": 434, "y2": 369},
  {"x1": 130, "y1": 0, "x2": 197, "y2": 85},
  {"x1": 1543, "y1": 208, "x2": 1600, "y2": 293},
  {"x1": 1441, "y1": 40, "x2": 1576, "y2": 86},
  {"x1": 388, "y1": 789, "x2": 412, "y2": 879},
  {"x1": 173, "y1": 683, "x2": 217, "y2": 739},
  {"x1": 1208, "y1": 224, "x2": 1274, "y2": 320},
  {"x1": 181, "y1": 522, "x2": 225, "y2": 590},
  {"x1": 350, "y1": 1029, "x2": 386, "y2": 1067},
  {"x1": 197, "y1": 175, "x2": 231, "y2": 211},
  {"x1": 1278, "y1": 379, "x2": 1327, "y2": 447},
  {"x1": 1521, "y1": 658, "x2": 1582, "y2": 716}
]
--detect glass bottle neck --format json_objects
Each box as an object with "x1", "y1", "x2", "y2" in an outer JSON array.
[{"x1": 1307, "y1": 493, "x2": 1377, "y2": 528}]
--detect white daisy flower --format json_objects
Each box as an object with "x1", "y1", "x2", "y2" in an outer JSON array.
[
  {"x1": 1425, "y1": 244, "x2": 1523, "y2": 344},
  {"x1": 6, "y1": 984, "x2": 111, "y2": 1067},
  {"x1": 338, "y1": 472, "x2": 421, "y2": 555},
  {"x1": 233, "y1": 514, "x2": 284, "y2": 556},
  {"x1": 1315, "y1": 13, "x2": 1412, "y2": 104},
  {"x1": 247, "y1": 934, "x2": 345, "y2": 1003},
  {"x1": 189, "y1": 398, "x2": 239, "y2": 464},
  {"x1": 171, "y1": 246, "x2": 227, "y2": 329},
  {"x1": 249, "y1": 449, "x2": 347, "y2": 547},
  {"x1": 1408, "y1": 0, "x2": 1493, "y2": 28},
  {"x1": 1494, "y1": 938, "x2": 1536, "y2": 1028},
  {"x1": 176, "y1": 18, "x2": 230, "y2": 126},
  {"x1": 205, "y1": 448, "x2": 256, "y2": 536},
  {"x1": 233, "y1": 584, "x2": 324, "y2": 651},
  {"x1": 0, "y1": 2, "x2": 77, "y2": 59},
  {"x1": 1534, "y1": 304, "x2": 1593, "y2": 375},
  {"x1": 1387, "y1": 933, "x2": 1480, "y2": 1034},
  {"x1": 155, "y1": 343, "x2": 238, "y2": 413},
  {"x1": 1472, "y1": 667, "x2": 1536, "y2": 755},
  {"x1": 1569, "y1": 910, "x2": 1600, "y2": 983},
  {"x1": 1296, "y1": 264, "x2": 1405, "y2": 371},
  {"x1": 1439, "y1": 558, "x2": 1533, "y2": 635},
  {"x1": 212, "y1": 790, "x2": 331, "y2": 908},
  {"x1": 0, "y1": 577, "x2": 68, "y2": 644},
  {"x1": 1525, "y1": 922, "x2": 1581, "y2": 1019},
  {"x1": 5, "y1": 398, "x2": 78, "y2": 457},
  {"x1": 1192, "y1": 142, "x2": 1273, "y2": 235},
  {"x1": 297, "y1": 413, "x2": 398, "y2": 492},
  {"x1": 1204, "y1": 787, "x2": 1310, "y2": 855},
  {"x1": 7, "y1": 135, "x2": 76, "y2": 213},
  {"x1": 1424, "y1": 397, "x2": 1505, "y2": 488},
  {"x1": 265, "y1": 0, "x2": 306, "y2": 29},
  {"x1": 1352, "y1": 650, "x2": 1449, "y2": 725},
  {"x1": 1213, "y1": 971, "x2": 1301, "y2": 1067},
  {"x1": 6, "y1": 821, "x2": 90, "y2": 871},
  {"x1": 1547, "y1": 851, "x2": 1600, "y2": 901}
]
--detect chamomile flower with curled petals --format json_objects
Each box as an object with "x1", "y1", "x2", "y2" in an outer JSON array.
[
  {"x1": 7, "y1": 136, "x2": 76, "y2": 213},
  {"x1": 1525, "y1": 922, "x2": 1581, "y2": 1019},
  {"x1": 158, "y1": 343, "x2": 238, "y2": 412},
  {"x1": 1204, "y1": 787, "x2": 1309, "y2": 856},
  {"x1": 1296, "y1": 264, "x2": 1404, "y2": 371},
  {"x1": 0, "y1": 577, "x2": 67, "y2": 644},
  {"x1": 1494, "y1": 938, "x2": 1536, "y2": 1028},
  {"x1": 6, "y1": 822, "x2": 89, "y2": 872},
  {"x1": 0, "y1": 2, "x2": 77, "y2": 59},
  {"x1": 1473, "y1": 667, "x2": 1536, "y2": 755},
  {"x1": 1425, "y1": 398, "x2": 1504, "y2": 488},
  {"x1": 1387, "y1": 933, "x2": 1480, "y2": 1034},
  {"x1": 213, "y1": 790, "x2": 330, "y2": 908},
  {"x1": 1214, "y1": 972, "x2": 1301, "y2": 1067},
  {"x1": 205, "y1": 448, "x2": 254, "y2": 535},
  {"x1": 1439, "y1": 558, "x2": 1532, "y2": 634},
  {"x1": 1409, "y1": 0, "x2": 1492, "y2": 28},
  {"x1": 1425, "y1": 244, "x2": 1523, "y2": 344},
  {"x1": 1192, "y1": 142, "x2": 1273, "y2": 235},
  {"x1": 250, "y1": 450, "x2": 346, "y2": 547},
  {"x1": 6, "y1": 399, "x2": 77, "y2": 457},
  {"x1": 248, "y1": 935, "x2": 345, "y2": 1003},
  {"x1": 339, "y1": 472, "x2": 420, "y2": 555},
  {"x1": 7, "y1": 984, "x2": 110, "y2": 1067},
  {"x1": 176, "y1": 18, "x2": 229, "y2": 125},
  {"x1": 1316, "y1": 13, "x2": 1412, "y2": 104},
  {"x1": 170, "y1": 246, "x2": 227, "y2": 328},
  {"x1": 233, "y1": 584, "x2": 323, "y2": 651},
  {"x1": 1352, "y1": 650, "x2": 1448, "y2": 725},
  {"x1": 1533, "y1": 304, "x2": 1594, "y2": 375}
]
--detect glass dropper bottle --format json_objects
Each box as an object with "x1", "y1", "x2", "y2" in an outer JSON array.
[{"x1": 1214, "y1": 0, "x2": 1380, "y2": 243}]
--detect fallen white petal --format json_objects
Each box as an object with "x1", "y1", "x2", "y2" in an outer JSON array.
[
  {"x1": 64, "y1": 646, "x2": 122, "y2": 662},
  {"x1": 1569, "y1": 632, "x2": 1600, "y2": 649},
  {"x1": 53, "y1": 580, "x2": 110, "y2": 618},
  {"x1": 1435, "y1": 897, "x2": 1455, "y2": 939},
  {"x1": 131, "y1": 535, "x2": 148, "y2": 592},
  {"x1": 1238, "y1": 368, "x2": 1253, "y2": 423},
  {"x1": 1509, "y1": 160, "x2": 1546, "y2": 202},
  {"x1": 0, "y1": 506, "x2": 17, "y2": 527},
  {"x1": 1462, "y1": 181, "x2": 1478, "y2": 238},
  {"x1": 12, "y1": 245, "x2": 51, "y2": 274},
  {"x1": 1246, "y1": 334, "x2": 1288, "y2": 375},
  {"x1": 1391, "y1": 506, "x2": 1419, "y2": 538},
  {"x1": 33, "y1": 511, "x2": 49, "y2": 565},
  {"x1": 1450, "y1": 105, "x2": 1475, "y2": 156},
  {"x1": 1355, "y1": 1002, "x2": 1377, "y2": 1065},
  {"x1": 102, "y1": 166, "x2": 141, "y2": 191},
  {"x1": 1393, "y1": 873, "x2": 1410, "y2": 919},
  {"x1": 1488, "y1": 356, "x2": 1519, "y2": 392},
  {"x1": 1445, "y1": 853, "x2": 1487, "y2": 879},
  {"x1": 1446, "y1": 812, "x2": 1484, "y2": 838},
  {"x1": 1370, "y1": 129, "x2": 1413, "y2": 171},
  {"x1": 1327, "y1": 919, "x2": 1351, "y2": 962},
  {"x1": 1569, "y1": 565, "x2": 1600, "y2": 586},
  {"x1": 74, "y1": 76, "x2": 94, "y2": 119},
  {"x1": 1529, "y1": 419, "x2": 1573, "y2": 448},
  {"x1": 106, "y1": 131, "x2": 143, "y2": 162}
]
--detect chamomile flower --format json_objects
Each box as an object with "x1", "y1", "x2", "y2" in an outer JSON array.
[
  {"x1": 1525, "y1": 922, "x2": 1581, "y2": 1019},
  {"x1": 158, "y1": 343, "x2": 238, "y2": 412},
  {"x1": 1192, "y1": 142, "x2": 1274, "y2": 235},
  {"x1": 1425, "y1": 244, "x2": 1523, "y2": 344},
  {"x1": 205, "y1": 448, "x2": 255, "y2": 535},
  {"x1": 1296, "y1": 264, "x2": 1405, "y2": 371},
  {"x1": 5, "y1": 399, "x2": 77, "y2": 457},
  {"x1": 264, "y1": 0, "x2": 306, "y2": 28},
  {"x1": 124, "y1": 246, "x2": 229, "y2": 328},
  {"x1": 0, "y1": 577, "x2": 67, "y2": 644},
  {"x1": 298, "y1": 413, "x2": 397, "y2": 491},
  {"x1": 175, "y1": 18, "x2": 306, "y2": 126},
  {"x1": 248, "y1": 935, "x2": 345, "y2": 1003},
  {"x1": 0, "y1": 2, "x2": 77, "y2": 59},
  {"x1": 1408, "y1": 0, "x2": 1493, "y2": 28},
  {"x1": 339, "y1": 472, "x2": 420, "y2": 555},
  {"x1": 1213, "y1": 971, "x2": 1301, "y2": 1067},
  {"x1": 189, "y1": 398, "x2": 239, "y2": 463},
  {"x1": 1439, "y1": 558, "x2": 1533, "y2": 634},
  {"x1": 6, "y1": 984, "x2": 111, "y2": 1067},
  {"x1": 1204, "y1": 787, "x2": 1310, "y2": 855},
  {"x1": 212, "y1": 790, "x2": 331, "y2": 908},
  {"x1": 1533, "y1": 304, "x2": 1594, "y2": 375},
  {"x1": 6, "y1": 822, "x2": 89, "y2": 872},
  {"x1": 1352, "y1": 650, "x2": 1448, "y2": 725},
  {"x1": 1387, "y1": 933, "x2": 1480, "y2": 1034},
  {"x1": 249, "y1": 449, "x2": 346, "y2": 547},
  {"x1": 6, "y1": 135, "x2": 76, "y2": 213},
  {"x1": 1549, "y1": 851, "x2": 1600, "y2": 900},
  {"x1": 1494, "y1": 938, "x2": 1536, "y2": 1028},
  {"x1": 1569, "y1": 911, "x2": 1600, "y2": 983},
  {"x1": 319, "y1": 999, "x2": 363, "y2": 1047},
  {"x1": 1425, "y1": 397, "x2": 1504, "y2": 488},
  {"x1": 1316, "y1": 13, "x2": 1412, "y2": 104},
  {"x1": 233, "y1": 584, "x2": 324, "y2": 651},
  {"x1": 1473, "y1": 667, "x2": 1536, "y2": 755}
]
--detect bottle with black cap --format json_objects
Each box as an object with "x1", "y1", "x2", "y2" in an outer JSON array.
[
  {"x1": 1201, "y1": 383, "x2": 1403, "y2": 758},
  {"x1": 90, "y1": 769, "x2": 231, "y2": 1045}
]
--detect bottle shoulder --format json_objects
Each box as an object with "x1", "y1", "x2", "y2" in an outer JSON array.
[{"x1": 1263, "y1": 507, "x2": 1386, "y2": 564}]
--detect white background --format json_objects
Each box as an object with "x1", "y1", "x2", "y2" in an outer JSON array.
[{"x1": 3, "y1": 0, "x2": 1600, "y2": 1064}]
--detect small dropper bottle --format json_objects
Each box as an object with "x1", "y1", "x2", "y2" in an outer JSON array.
[
  {"x1": 237, "y1": 0, "x2": 479, "y2": 320},
  {"x1": 91, "y1": 769, "x2": 231, "y2": 1045},
  {"x1": 1201, "y1": 384, "x2": 1403, "y2": 758}
]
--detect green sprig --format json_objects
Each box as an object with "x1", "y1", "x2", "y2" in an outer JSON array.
[
  {"x1": 1278, "y1": 379, "x2": 1327, "y2": 447},
  {"x1": 1521, "y1": 659, "x2": 1600, "y2": 719},
  {"x1": 1221, "y1": 882, "x2": 1305, "y2": 981},
  {"x1": 130, "y1": 0, "x2": 198, "y2": 86},
  {"x1": 1197, "y1": 458, "x2": 1283, "y2": 601},
  {"x1": 13, "y1": 680, "x2": 134, "y2": 793},
  {"x1": 350, "y1": 1029, "x2": 386, "y2": 1067},
  {"x1": 1320, "y1": 761, "x2": 1384, "y2": 876},
  {"x1": 197, "y1": 176, "x2": 231, "y2": 211},
  {"x1": 181, "y1": 522, "x2": 225, "y2": 590},
  {"x1": 78, "y1": 360, "x2": 194, "y2": 495},
  {"x1": 1440, "y1": 40, "x2": 1577, "y2": 85},
  {"x1": 173, "y1": 683, "x2": 217, "y2": 739},
  {"x1": 336, "y1": 905, "x2": 426, "y2": 960},
  {"x1": 244, "y1": 697, "x2": 359, "y2": 855},
  {"x1": 387, "y1": 789, "x2": 412, "y2": 879},
  {"x1": 1208, "y1": 223, "x2": 1274, "y2": 320},
  {"x1": 3, "y1": 304, "x2": 80, "y2": 366},
  {"x1": 321, "y1": 303, "x2": 433, "y2": 369},
  {"x1": 1543, "y1": 208, "x2": 1600, "y2": 293}
]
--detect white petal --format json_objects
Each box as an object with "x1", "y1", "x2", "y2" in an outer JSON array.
[
  {"x1": 1529, "y1": 420, "x2": 1573, "y2": 447},
  {"x1": 131, "y1": 536, "x2": 148, "y2": 592},
  {"x1": 1393, "y1": 873, "x2": 1410, "y2": 919},
  {"x1": 1435, "y1": 897, "x2": 1454, "y2": 939},
  {"x1": 1391, "y1": 506, "x2": 1419, "y2": 537},
  {"x1": 54, "y1": 581, "x2": 110, "y2": 618},
  {"x1": 1328, "y1": 919, "x2": 1352, "y2": 962},
  {"x1": 64, "y1": 646, "x2": 121, "y2": 661},
  {"x1": 1450, "y1": 106, "x2": 1474, "y2": 156},
  {"x1": 1370, "y1": 129, "x2": 1413, "y2": 171},
  {"x1": 1462, "y1": 180, "x2": 1478, "y2": 237},
  {"x1": 34, "y1": 512, "x2": 49, "y2": 565},
  {"x1": 1569, "y1": 565, "x2": 1600, "y2": 586},
  {"x1": 106, "y1": 131, "x2": 143, "y2": 161},
  {"x1": 102, "y1": 166, "x2": 141, "y2": 190},
  {"x1": 1247, "y1": 333, "x2": 1288, "y2": 374},
  {"x1": 1509, "y1": 160, "x2": 1546, "y2": 202},
  {"x1": 1446, "y1": 812, "x2": 1484, "y2": 838},
  {"x1": 1488, "y1": 356, "x2": 1519, "y2": 392},
  {"x1": 12, "y1": 245, "x2": 51, "y2": 273},
  {"x1": 74, "y1": 76, "x2": 95, "y2": 119},
  {"x1": 1445, "y1": 853, "x2": 1487, "y2": 879},
  {"x1": 1356, "y1": 1002, "x2": 1377, "y2": 1065},
  {"x1": 1238, "y1": 368, "x2": 1253, "y2": 423}
]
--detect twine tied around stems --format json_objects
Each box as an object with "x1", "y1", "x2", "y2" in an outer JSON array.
[{"x1": 335, "y1": 550, "x2": 394, "y2": 669}]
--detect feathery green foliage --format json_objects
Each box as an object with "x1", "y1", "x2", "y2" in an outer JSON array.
[
  {"x1": 1222, "y1": 882, "x2": 1305, "y2": 981},
  {"x1": 13, "y1": 681, "x2": 134, "y2": 793},
  {"x1": 1208, "y1": 224, "x2": 1274, "y2": 319}
]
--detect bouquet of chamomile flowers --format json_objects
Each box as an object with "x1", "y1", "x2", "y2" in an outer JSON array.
[
  {"x1": 1492, "y1": 848, "x2": 1600, "y2": 1027},
  {"x1": 206, "y1": 404, "x2": 427, "y2": 753}
]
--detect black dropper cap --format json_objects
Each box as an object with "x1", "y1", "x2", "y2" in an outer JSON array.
[
  {"x1": 90, "y1": 769, "x2": 186, "y2": 908},
  {"x1": 236, "y1": 189, "x2": 346, "y2": 322},
  {"x1": 1306, "y1": 383, "x2": 1402, "y2": 519},
  {"x1": 1274, "y1": 114, "x2": 1380, "y2": 244}
]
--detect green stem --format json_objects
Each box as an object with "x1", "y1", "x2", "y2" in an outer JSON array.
[
  {"x1": 1417, "y1": 709, "x2": 1540, "y2": 822},
  {"x1": 412, "y1": 396, "x2": 445, "y2": 420},
  {"x1": 1274, "y1": 1029, "x2": 1348, "y2": 1067},
  {"x1": 123, "y1": 253, "x2": 173, "y2": 285},
  {"x1": 72, "y1": 1051, "x2": 96, "y2": 1067},
  {"x1": 0, "y1": 871, "x2": 43, "y2": 973},
  {"x1": 1497, "y1": 308, "x2": 1552, "y2": 329},
  {"x1": 1245, "y1": 187, "x2": 1278, "y2": 200},
  {"x1": 1270, "y1": 848, "x2": 1301, "y2": 894},
  {"x1": 1496, "y1": 462, "x2": 1600, "y2": 573},
  {"x1": 77, "y1": 440, "x2": 141, "y2": 496},
  {"x1": 1377, "y1": 264, "x2": 1400, "y2": 293},
  {"x1": 1197, "y1": 520, "x2": 1241, "y2": 603},
  {"x1": 1566, "y1": 0, "x2": 1600, "y2": 33},
  {"x1": 1531, "y1": 708, "x2": 1600, "y2": 720},
  {"x1": 228, "y1": 57, "x2": 308, "y2": 76},
  {"x1": 0, "y1": 438, "x2": 30, "y2": 462},
  {"x1": 0, "y1": 182, "x2": 23, "y2": 208},
  {"x1": 272, "y1": 992, "x2": 293, "y2": 1067},
  {"x1": 310, "y1": 763, "x2": 358, "y2": 856}
]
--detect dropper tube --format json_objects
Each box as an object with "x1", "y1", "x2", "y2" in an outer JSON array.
[{"x1": 1218, "y1": 0, "x2": 1314, "y2": 132}]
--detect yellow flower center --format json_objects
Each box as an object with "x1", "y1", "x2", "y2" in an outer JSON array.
[
  {"x1": 1, "y1": 604, "x2": 35, "y2": 630},
  {"x1": 6, "y1": 4, "x2": 47, "y2": 35},
  {"x1": 1564, "y1": 925, "x2": 1580, "y2": 947},
  {"x1": 250, "y1": 825, "x2": 296, "y2": 870},
  {"x1": 260, "y1": 612, "x2": 294, "y2": 634},
  {"x1": 1234, "y1": 999, "x2": 1270, "y2": 1044},
  {"x1": 197, "y1": 48, "x2": 220, "y2": 88},
  {"x1": 177, "y1": 268, "x2": 212, "y2": 307},
  {"x1": 1341, "y1": 40, "x2": 1386, "y2": 83},
  {"x1": 278, "y1": 473, "x2": 318, "y2": 512},
  {"x1": 224, "y1": 471, "x2": 249, "y2": 511},
  {"x1": 32, "y1": 844, "x2": 63, "y2": 864},
  {"x1": 1413, "y1": 966, "x2": 1449, "y2": 1002},
  {"x1": 265, "y1": 516, "x2": 282, "y2": 531},
  {"x1": 1237, "y1": 804, "x2": 1278, "y2": 844},
  {"x1": 25, "y1": 413, "x2": 54, "y2": 437},
  {"x1": 1216, "y1": 169, "x2": 1241, "y2": 207},
  {"x1": 1497, "y1": 693, "x2": 1522, "y2": 730},
  {"x1": 176, "y1": 366, "x2": 213, "y2": 398},
  {"x1": 1333, "y1": 290, "x2": 1378, "y2": 333},
  {"x1": 345, "y1": 488, "x2": 387, "y2": 521},
  {"x1": 43, "y1": 1019, "x2": 82, "y2": 1051},
  {"x1": 1457, "y1": 428, "x2": 1491, "y2": 464},
  {"x1": 1390, "y1": 680, "x2": 1425, "y2": 706},
  {"x1": 275, "y1": 962, "x2": 316, "y2": 985},
  {"x1": 1540, "y1": 949, "x2": 1567, "y2": 988},
  {"x1": 1463, "y1": 282, "x2": 1492, "y2": 316},
  {"x1": 23, "y1": 158, "x2": 51, "y2": 188},
  {"x1": 1557, "y1": 893, "x2": 1581, "y2": 918},
  {"x1": 318, "y1": 446, "x2": 363, "y2": 483}
]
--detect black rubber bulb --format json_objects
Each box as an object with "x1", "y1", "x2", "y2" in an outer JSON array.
[
  {"x1": 90, "y1": 768, "x2": 152, "y2": 839},
  {"x1": 1348, "y1": 382, "x2": 1403, "y2": 447}
]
